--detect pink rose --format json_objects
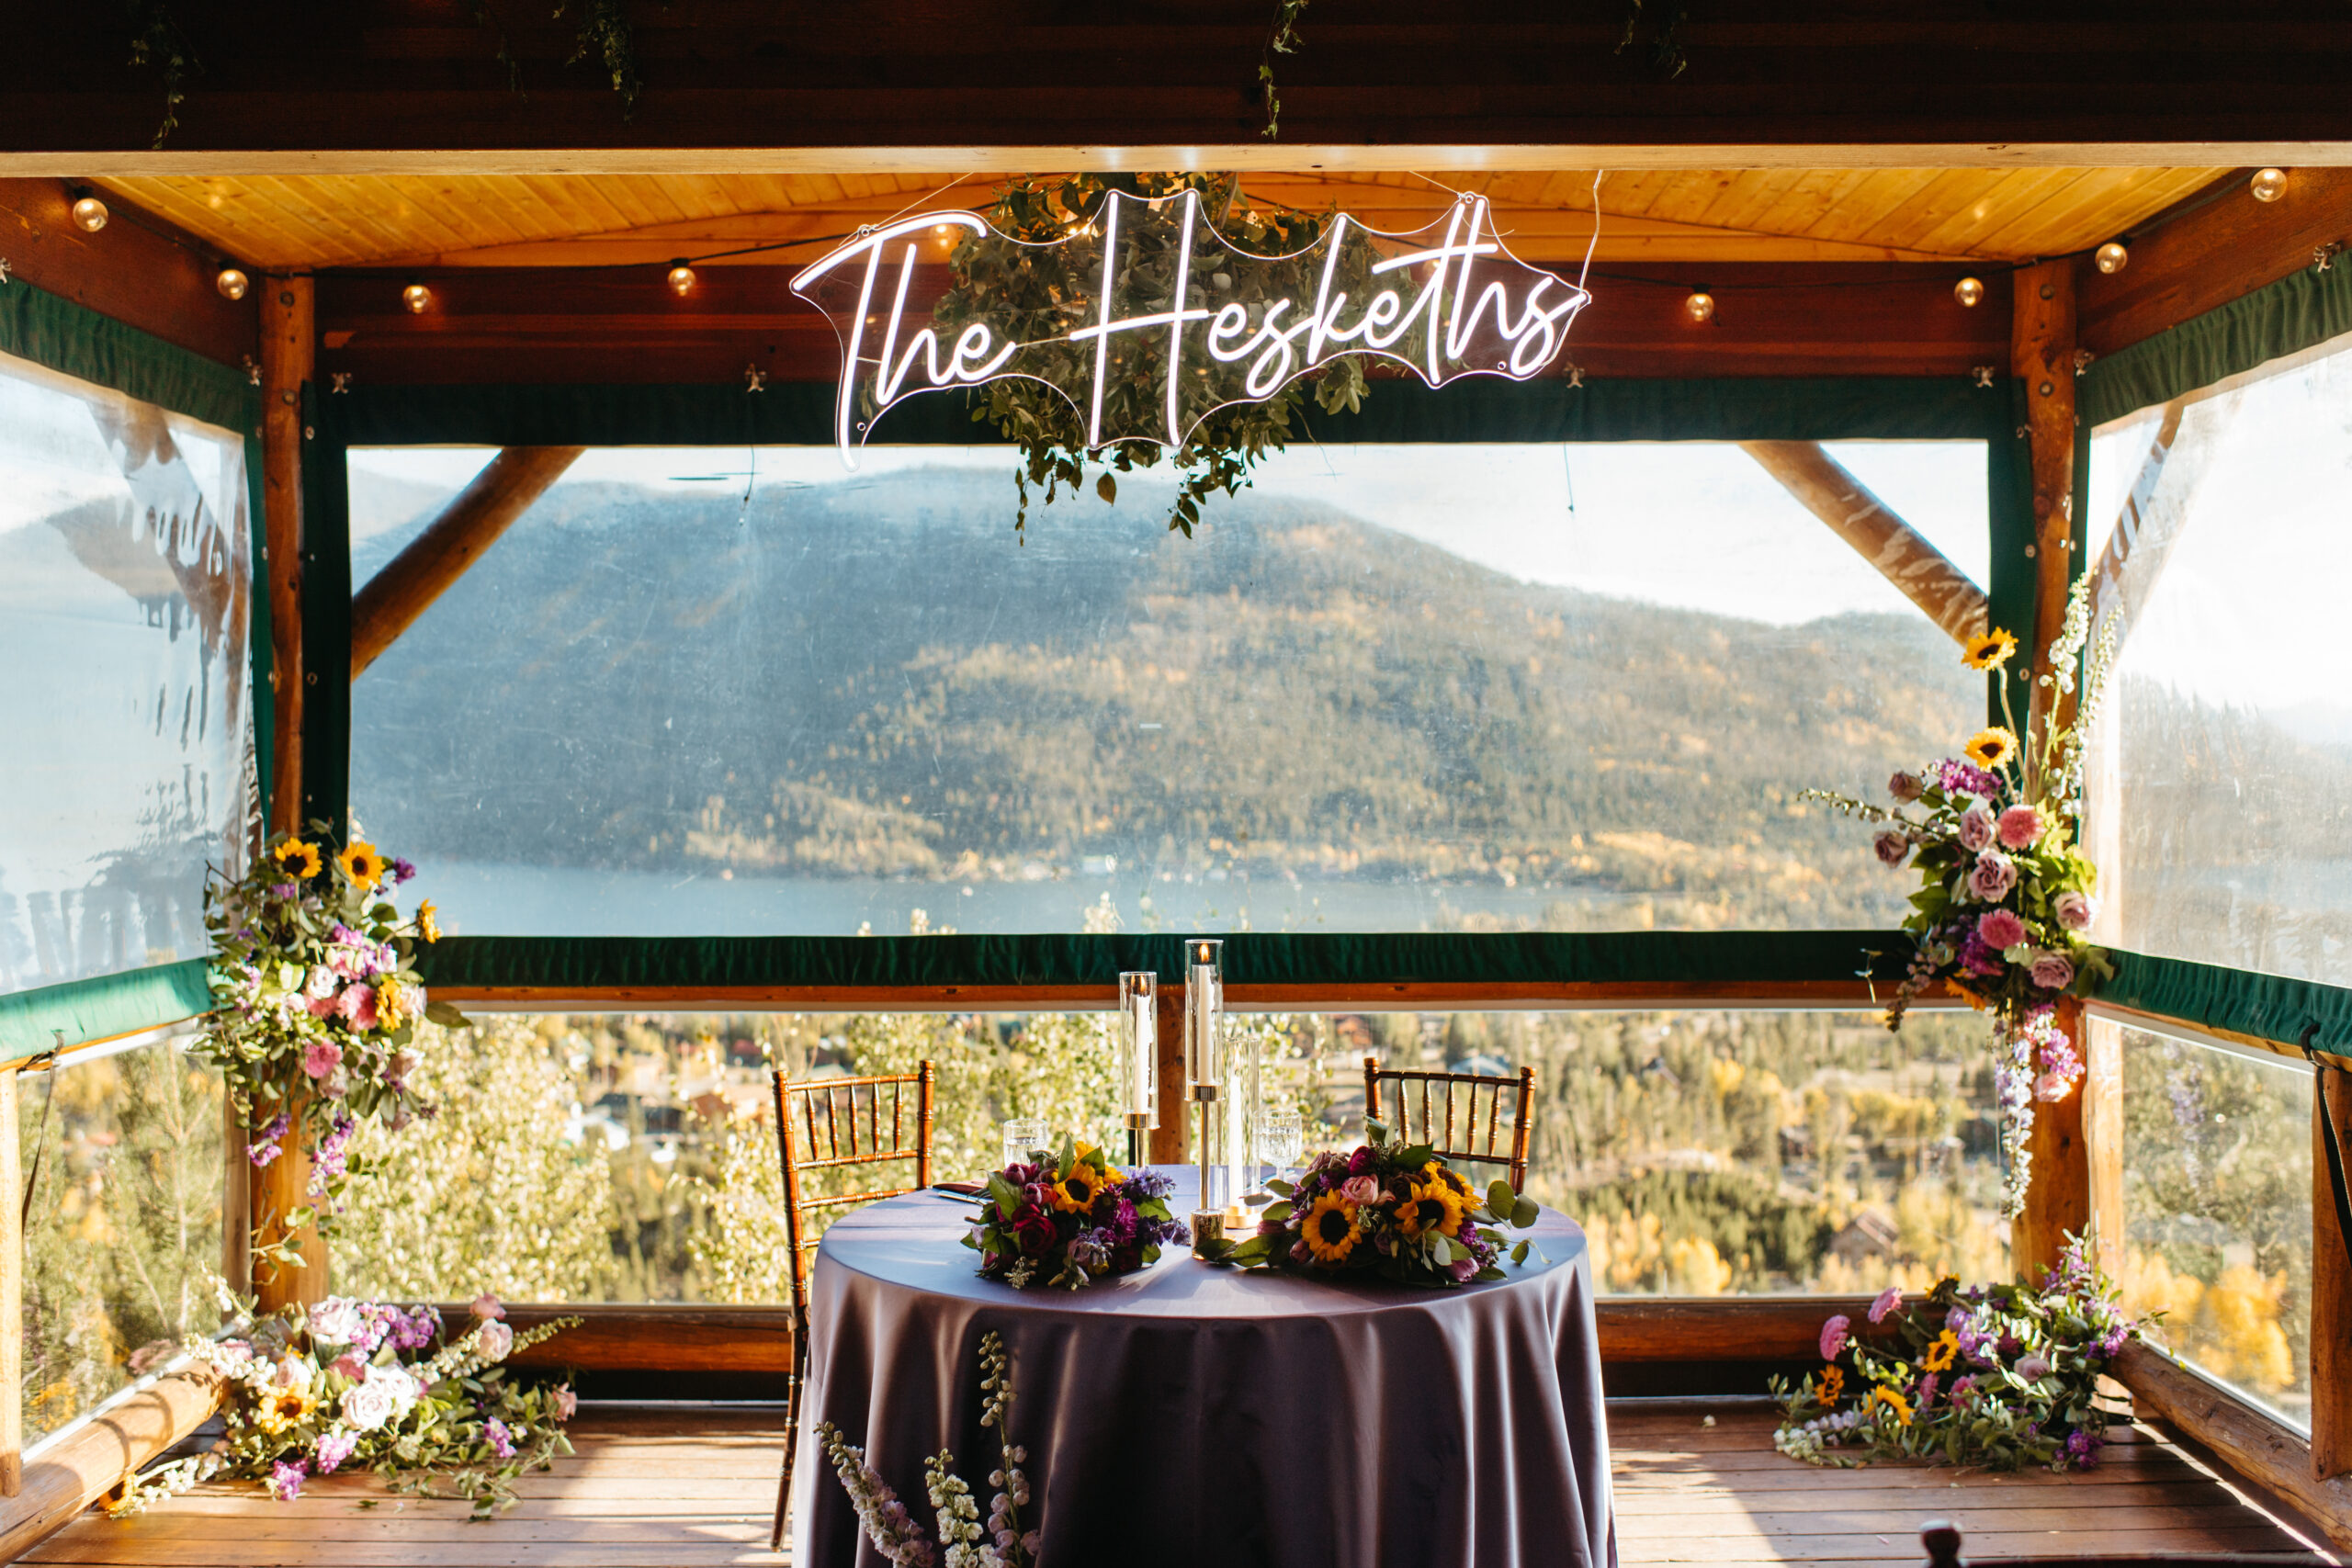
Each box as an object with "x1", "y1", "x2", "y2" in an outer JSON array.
[
  {"x1": 1996, "y1": 804, "x2": 2042, "y2": 850},
  {"x1": 301, "y1": 1040, "x2": 343, "y2": 1080},
  {"x1": 2053, "y1": 890, "x2": 2097, "y2": 931},
  {"x1": 1819, "y1": 1314, "x2": 1850, "y2": 1360},
  {"x1": 330, "y1": 1353, "x2": 368, "y2": 1382},
  {"x1": 1339, "y1": 1175, "x2": 1381, "y2": 1206},
  {"x1": 2030, "y1": 953, "x2": 2075, "y2": 990},
  {"x1": 470, "y1": 1293, "x2": 506, "y2": 1321},
  {"x1": 1873, "y1": 829, "x2": 1910, "y2": 867},
  {"x1": 1888, "y1": 771, "x2": 1922, "y2": 803},
  {"x1": 552, "y1": 1385, "x2": 577, "y2": 1422},
  {"x1": 1975, "y1": 908, "x2": 2029, "y2": 951},
  {"x1": 1957, "y1": 805, "x2": 1995, "y2": 852},
  {"x1": 336, "y1": 984, "x2": 378, "y2": 1031},
  {"x1": 307, "y1": 994, "x2": 341, "y2": 1019},
  {"x1": 2035, "y1": 1072, "x2": 2074, "y2": 1102},
  {"x1": 1869, "y1": 1286, "x2": 1903, "y2": 1324},
  {"x1": 1968, "y1": 851, "x2": 2018, "y2": 903}
]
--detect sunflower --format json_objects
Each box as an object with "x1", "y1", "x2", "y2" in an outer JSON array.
[
  {"x1": 1396, "y1": 1177, "x2": 1467, "y2": 1240},
  {"x1": 252, "y1": 1385, "x2": 318, "y2": 1436},
  {"x1": 271, "y1": 839, "x2": 322, "y2": 880},
  {"x1": 337, "y1": 840, "x2": 388, "y2": 889},
  {"x1": 1816, "y1": 1365, "x2": 1846, "y2": 1405},
  {"x1": 1920, "y1": 1329, "x2": 1960, "y2": 1373},
  {"x1": 1422, "y1": 1160, "x2": 1476, "y2": 1200},
  {"x1": 1962, "y1": 627, "x2": 2018, "y2": 671},
  {"x1": 416, "y1": 899, "x2": 441, "y2": 944},
  {"x1": 1302, "y1": 1192, "x2": 1363, "y2": 1264},
  {"x1": 1962, "y1": 727, "x2": 2018, "y2": 771},
  {"x1": 1048, "y1": 1156, "x2": 1120, "y2": 1214},
  {"x1": 377, "y1": 978, "x2": 407, "y2": 1031},
  {"x1": 1870, "y1": 1385, "x2": 1915, "y2": 1426}
]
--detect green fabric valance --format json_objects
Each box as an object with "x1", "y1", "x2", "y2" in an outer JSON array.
[
  {"x1": 2103, "y1": 949, "x2": 2352, "y2": 1058},
  {"x1": 2081, "y1": 257, "x2": 2352, "y2": 429},
  {"x1": 0, "y1": 961, "x2": 211, "y2": 1063},
  {"x1": 0, "y1": 279, "x2": 258, "y2": 434}
]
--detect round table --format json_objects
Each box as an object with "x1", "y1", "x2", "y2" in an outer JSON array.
[{"x1": 792, "y1": 1168, "x2": 1615, "y2": 1568}]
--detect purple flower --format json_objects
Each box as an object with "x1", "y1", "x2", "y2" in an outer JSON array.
[
  {"x1": 269, "y1": 1460, "x2": 310, "y2": 1502},
  {"x1": 390, "y1": 857, "x2": 417, "y2": 886},
  {"x1": 1958, "y1": 804, "x2": 1996, "y2": 852},
  {"x1": 485, "y1": 1417, "x2": 517, "y2": 1460},
  {"x1": 1347, "y1": 1146, "x2": 1376, "y2": 1177},
  {"x1": 2064, "y1": 1429, "x2": 2102, "y2": 1468},
  {"x1": 312, "y1": 1430, "x2": 356, "y2": 1475},
  {"x1": 1819, "y1": 1314, "x2": 1851, "y2": 1360},
  {"x1": 1959, "y1": 935, "x2": 2006, "y2": 978},
  {"x1": 1916, "y1": 1372, "x2": 1940, "y2": 1408},
  {"x1": 1445, "y1": 1258, "x2": 1477, "y2": 1283},
  {"x1": 1976, "y1": 908, "x2": 2029, "y2": 951},
  {"x1": 1873, "y1": 829, "x2": 1910, "y2": 867},
  {"x1": 1888, "y1": 770, "x2": 1923, "y2": 803},
  {"x1": 248, "y1": 1111, "x2": 292, "y2": 1168},
  {"x1": 1969, "y1": 850, "x2": 2018, "y2": 903},
  {"x1": 1869, "y1": 1286, "x2": 1903, "y2": 1324},
  {"x1": 2053, "y1": 890, "x2": 2097, "y2": 931},
  {"x1": 2030, "y1": 953, "x2": 2075, "y2": 990},
  {"x1": 1996, "y1": 804, "x2": 2042, "y2": 850}
]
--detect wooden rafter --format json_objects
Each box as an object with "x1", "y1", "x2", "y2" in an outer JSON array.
[
  {"x1": 1738, "y1": 441, "x2": 1989, "y2": 644},
  {"x1": 349, "y1": 446, "x2": 585, "y2": 679}
]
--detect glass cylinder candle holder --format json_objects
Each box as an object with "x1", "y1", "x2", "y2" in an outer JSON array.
[
  {"x1": 1183, "y1": 939, "x2": 1223, "y2": 1089},
  {"x1": 1116, "y1": 971, "x2": 1158, "y2": 1166},
  {"x1": 1224, "y1": 1018, "x2": 1262, "y2": 1209}
]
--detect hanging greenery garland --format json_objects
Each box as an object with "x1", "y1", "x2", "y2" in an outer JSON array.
[{"x1": 933, "y1": 172, "x2": 1375, "y2": 539}]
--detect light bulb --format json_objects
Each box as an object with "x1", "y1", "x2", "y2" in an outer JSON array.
[
  {"x1": 1683, "y1": 289, "x2": 1715, "y2": 324},
  {"x1": 666, "y1": 263, "x2": 696, "y2": 297},
  {"x1": 215, "y1": 267, "x2": 249, "y2": 301},
  {"x1": 401, "y1": 283, "x2": 432, "y2": 314},
  {"x1": 70, "y1": 196, "x2": 108, "y2": 232},
  {"x1": 2095, "y1": 242, "x2": 2129, "y2": 275},
  {"x1": 2250, "y1": 167, "x2": 2289, "y2": 203},
  {"x1": 1953, "y1": 276, "x2": 1985, "y2": 308}
]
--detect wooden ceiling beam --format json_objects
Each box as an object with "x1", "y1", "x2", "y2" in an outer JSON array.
[
  {"x1": 1739, "y1": 441, "x2": 1989, "y2": 644},
  {"x1": 0, "y1": 177, "x2": 255, "y2": 369},
  {"x1": 349, "y1": 446, "x2": 584, "y2": 678}
]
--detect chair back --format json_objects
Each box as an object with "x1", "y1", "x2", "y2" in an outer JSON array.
[
  {"x1": 772, "y1": 1062, "x2": 934, "y2": 1325},
  {"x1": 1362, "y1": 1055, "x2": 1536, "y2": 1190}
]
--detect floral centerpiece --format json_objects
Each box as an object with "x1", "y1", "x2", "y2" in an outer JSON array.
[
  {"x1": 819, "y1": 1329, "x2": 1040, "y2": 1568},
  {"x1": 114, "y1": 1293, "x2": 581, "y2": 1517},
  {"x1": 1805, "y1": 579, "x2": 2118, "y2": 1215},
  {"x1": 1771, "y1": 1236, "x2": 2142, "y2": 1472},
  {"x1": 1204, "y1": 1117, "x2": 1543, "y2": 1286},
  {"x1": 201, "y1": 828, "x2": 464, "y2": 1257},
  {"x1": 965, "y1": 1139, "x2": 1189, "y2": 1290}
]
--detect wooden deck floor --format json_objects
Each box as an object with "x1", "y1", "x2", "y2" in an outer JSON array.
[{"x1": 13, "y1": 1404, "x2": 2330, "y2": 1566}]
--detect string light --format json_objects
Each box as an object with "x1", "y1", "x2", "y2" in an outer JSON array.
[
  {"x1": 1953, "y1": 276, "x2": 1985, "y2": 308},
  {"x1": 70, "y1": 195, "x2": 108, "y2": 232},
  {"x1": 2250, "y1": 167, "x2": 2289, "y2": 204},
  {"x1": 666, "y1": 260, "x2": 696, "y2": 296},
  {"x1": 215, "y1": 267, "x2": 249, "y2": 301},
  {"x1": 1683, "y1": 288, "x2": 1715, "y2": 324},
  {"x1": 401, "y1": 282, "x2": 432, "y2": 314},
  {"x1": 2094, "y1": 242, "x2": 2129, "y2": 275}
]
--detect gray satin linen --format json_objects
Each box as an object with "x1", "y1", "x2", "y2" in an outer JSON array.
[{"x1": 793, "y1": 1168, "x2": 1615, "y2": 1568}]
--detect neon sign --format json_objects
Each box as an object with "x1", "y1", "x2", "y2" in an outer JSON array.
[{"x1": 790, "y1": 189, "x2": 1590, "y2": 466}]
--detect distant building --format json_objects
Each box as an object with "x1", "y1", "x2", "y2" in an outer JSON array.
[{"x1": 1828, "y1": 1209, "x2": 1900, "y2": 1265}]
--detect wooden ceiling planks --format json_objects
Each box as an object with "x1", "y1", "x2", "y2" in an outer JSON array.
[{"x1": 94, "y1": 165, "x2": 2230, "y2": 275}]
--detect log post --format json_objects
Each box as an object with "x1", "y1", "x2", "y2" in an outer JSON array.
[
  {"x1": 260, "y1": 276, "x2": 311, "y2": 838},
  {"x1": 0, "y1": 1069, "x2": 21, "y2": 1498},
  {"x1": 2312, "y1": 1066, "x2": 2352, "y2": 1478},
  {"x1": 251, "y1": 1094, "x2": 323, "y2": 1314},
  {"x1": 1150, "y1": 981, "x2": 1186, "y2": 1166},
  {"x1": 349, "y1": 446, "x2": 584, "y2": 678}
]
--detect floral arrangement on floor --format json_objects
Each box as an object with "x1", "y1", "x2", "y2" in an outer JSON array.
[
  {"x1": 201, "y1": 828, "x2": 465, "y2": 1260},
  {"x1": 965, "y1": 1139, "x2": 1190, "y2": 1290},
  {"x1": 818, "y1": 1328, "x2": 1040, "y2": 1568},
  {"x1": 1770, "y1": 1236, "x2": 2141, "y2": 1472},
  {"x1": 114, "y1": 1293, "x2": 581, "y2": 1517},
  {"x1": 1204, "y1": 1116, "x2": 1543, "y2": 1286},
  {"x1": 1804, "y1": 578, "x2": 2119, "y2": 1215}
]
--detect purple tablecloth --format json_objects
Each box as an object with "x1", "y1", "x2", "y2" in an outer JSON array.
[{"x1": 793, "y1": 1168, "x2": 1615, "y2": 1568}]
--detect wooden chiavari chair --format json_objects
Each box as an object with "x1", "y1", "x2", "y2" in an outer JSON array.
[
  {"x1": 767, "y1": 1061, "x2": 934, "y2": 1551},
  {"x1": 1361, "y1": 1055, "x2": 1536, "y2": 1190}
]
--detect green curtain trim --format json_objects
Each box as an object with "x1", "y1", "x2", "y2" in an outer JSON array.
[
  {"x1": 0, "y1": 961, "x2": 210, "y2": 1061},
  {"x1": 0, "y1": 279, "x2": 257, "y2": 433},
  {"x1": 413, "y1": 930, "x2": 1915, "y2": 993},
  {"x1": 2081, "y1": 258, "x2": 2352, "y2": 429},
  {"x1": 327, "y1": 376, "x2": 2012, "y2": 449},
  {"x1": 2103, "y1": 949, "x2": 2352, "y2": 1057}
]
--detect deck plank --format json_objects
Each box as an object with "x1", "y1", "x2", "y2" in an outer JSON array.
[{"x1": 8, "y1": 1404, "x2": 2328, "y2": 1567}]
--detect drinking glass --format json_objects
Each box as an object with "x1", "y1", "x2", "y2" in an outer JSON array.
[
  {"x1": 1001, "y1": 1118, "x2": 1050, "y2": 1172},
  {"x1": 1257, "y1": 1111, "x2": 1304, "y2": 1187}
]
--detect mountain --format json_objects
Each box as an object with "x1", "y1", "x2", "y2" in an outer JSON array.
[{"x1": 351, "y1": 465, "x2": 1982, "y2": 930}]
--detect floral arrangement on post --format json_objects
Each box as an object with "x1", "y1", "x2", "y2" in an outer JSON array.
[
  {"x1": 200, "y1": 828, "x2": 465, "y2": 1265},
  {"x1": 818, "y1": 1328, "x2": 1040, "y2": 1567},
  {"x1": 965, "y1": 1139, "x2": 1189, "y2": 1290},
  {"x1": 1804, "y1": 577, "x2": 2119, "y2": 1216},
  {"x1": 1203, "y1": 1117, "x2": 1543, "y2": 1286},
  {"x1": 1770, "y1": 1236, "x2": 2142, "y2": 1471},
  {"x1": 111, "y1": 1292, "x2": 581, "y2": 1517}
]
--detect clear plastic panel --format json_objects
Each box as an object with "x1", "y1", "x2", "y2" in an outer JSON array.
[
  {"x1": 348, "y1": 440, "x2": 1985, "y2": 937},
  {"x1": 2086, "y1": 333, "x2": 2352, "y2": 985},
  {"x1": 2118, "y1": 1021, "x2": 2312, "y2": 1429},
  {"x1": 20, "y1": 1036, "x2": 226, "y2": 1443},
  {"x1": 0, "y1": 349, "x2": 253, "y2": 994}
]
